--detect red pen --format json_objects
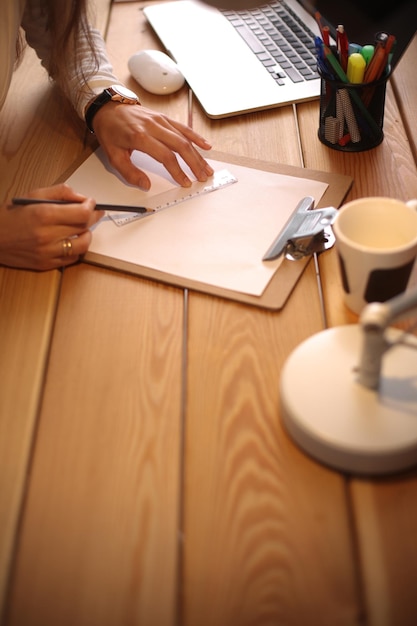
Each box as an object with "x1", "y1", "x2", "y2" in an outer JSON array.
[
  {"x1": 337, "y1": 25, "x2": 349, "y2": 73},
  {"x1": 322, "y1": 25, "x2": 330, "y2": 47},
  {"x1": 314, "y1": 11, "x2": 330, "y2": 46}
]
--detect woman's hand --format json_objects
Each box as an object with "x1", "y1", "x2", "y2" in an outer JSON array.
[
  {"x1": 92, "y1": 102, "x2": 214, "y2": 190},
  {"x1": 0, "y1": 183, "x2": 104, "y2": 271}
]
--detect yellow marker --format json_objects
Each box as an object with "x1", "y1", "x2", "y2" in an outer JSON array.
[{"x1": 347, "y1": 52, "x2": 366, "y2": 83}]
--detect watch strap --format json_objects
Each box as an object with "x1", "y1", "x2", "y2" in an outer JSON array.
[
  {"x1": 85, "y1": 89, "x2": 113, "y2": 133},
  {"x1": 85, "y1": 87, "x2": 140, "y2": 133}
]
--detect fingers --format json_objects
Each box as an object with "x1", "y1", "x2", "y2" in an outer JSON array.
[
  {"x1": 32, "y1": 230, "x2": 93, "y2": 271},
  {"x1": 106, "y1": 150, "x2": 152, "y2": 190},
  {"x1": 168, "y1": 118, "x2": 212, "y2": 151},
  {"x1": 28, "y1": 182, "x2": 88, "y2": 204},
  {"x1": 26, "y1": 197, "x2": 103, "y2": 235},
  {"x1": 126, "y1": 110, "x2": 214, "y2": 186},
  {"x1": 1, "y1": 187, "x2": 102, "y2": 271},
  {"x1": 93, "y1": 104, "x2": 214, "y2": 189},
  {"x1": 108, "y1": 145, "x2": 190, "y2": 190},
  {"x1": 26, "y1": 184, "x2": 104, "y2": 227},
  {"x1": 57, "y1": 230, "x2": 92, "y2": 268},
  {"x1": 107, "y1": 132, "x2": 214, "y2": 189}
]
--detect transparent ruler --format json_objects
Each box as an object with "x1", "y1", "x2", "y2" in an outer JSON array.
[{"x1": 109, "y1": 169, "x2": 238, "y2": 226}]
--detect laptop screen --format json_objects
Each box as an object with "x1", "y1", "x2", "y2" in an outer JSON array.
[{"x1": 304, "y1": 0, "x2": 416, "y2": 68}]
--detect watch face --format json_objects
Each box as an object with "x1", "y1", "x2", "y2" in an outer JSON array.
[{"x1": 111, "y1": 85, "x2": 138, "y2": 102}]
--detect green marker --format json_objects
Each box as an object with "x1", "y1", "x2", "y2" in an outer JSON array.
[{"x1": 361, "y1": 44, "x2": 375, "y2": 65}]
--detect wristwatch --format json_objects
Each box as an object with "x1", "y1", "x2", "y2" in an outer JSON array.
[{"x1": 85, "y1": 85, "x2": 140, "y2": 133}]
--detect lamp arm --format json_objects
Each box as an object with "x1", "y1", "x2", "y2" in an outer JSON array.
[{"x1": 357, "y1": 287, "x2": 417, "y2": 389}]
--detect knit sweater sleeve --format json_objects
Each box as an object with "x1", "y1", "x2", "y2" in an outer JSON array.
[{"x1": 21, "y1": 0, "x2": 123, "y2": 120}]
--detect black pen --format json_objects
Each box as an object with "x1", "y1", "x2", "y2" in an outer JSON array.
[{"x1": 11, "y1": 197, "x2": 154, "y2": 214}]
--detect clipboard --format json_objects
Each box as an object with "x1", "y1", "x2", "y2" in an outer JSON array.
[{"x1": 67, "y1": 150, "x2": 352, "y2": 310}]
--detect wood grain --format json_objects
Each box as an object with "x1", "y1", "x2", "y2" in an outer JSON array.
[
  {"x1": 184, "y1": 264, "x2": 360, "y2": 625},
  {"x1": 0, "y1": 47, "x2": 95, "y2": 201},
  {"x1": 0, "y1": 0, "x2": 111, "y2": 620},
  {"x1": 193, "y1": 104, "x2": 303, "y2": 168},
  {"x1": 355, "y1": 44, "x2": 417, "y2": 626},
  {"x1": 2, "y1": 3, "x2": 417, "y2": 626},
  {"x1": 391, "y1": 35, "x2": 417, "y2": 164},
  {"x1": 5, "y1": 266, "x2": 184, "y2": 626},
  {"x1": 0, "y1": 0, "x2": 111, "y2": 202},
  {"x1": 350, "y1": 474, "x2": 417, "y2": 626},
  {"x1": 0, "y1": 269, "x2": 60, "y2": 615},
  {"x1": 297, "y1": 35, "x2": 417, "y2": 626}
]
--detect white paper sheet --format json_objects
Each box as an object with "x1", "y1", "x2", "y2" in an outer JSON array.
[{"x1": 66, "y1": 149, "x2": 328, "y2": 296}]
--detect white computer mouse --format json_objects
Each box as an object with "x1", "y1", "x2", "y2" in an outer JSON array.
[{"x1": 128, "y1": 50, "x2": 185, "y2": 95}]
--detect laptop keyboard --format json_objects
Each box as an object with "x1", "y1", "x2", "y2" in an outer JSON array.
[{"x1": 221, "y1": 1, "x2": 318, "y2": 86}]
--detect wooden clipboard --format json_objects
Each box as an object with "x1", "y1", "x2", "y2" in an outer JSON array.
[{"x1": 68, "y1": 150, "x2": 352, "y2": 310}]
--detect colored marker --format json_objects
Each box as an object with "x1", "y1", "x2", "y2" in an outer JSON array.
[
  {"x1": 323, "y1": 45, "x2": 381, "y2": 137},
  {"x1": 348, "y1": 43, "x2": 362, "y2": 56},
  {"x1": 361, "y1": 44, "x2": 375, "y2": 65},
  {"x1": 347, "y1": 52, "x2": 366, "y2": 83}
]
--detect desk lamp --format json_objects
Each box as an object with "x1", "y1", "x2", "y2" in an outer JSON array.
[{"x1": 280, "y1": 288, "x2": 417, "y2": 475}]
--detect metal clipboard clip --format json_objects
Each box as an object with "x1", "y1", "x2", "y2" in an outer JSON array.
[{"x1": 262, "y1": 196, "x2": 338, "y2": 261}]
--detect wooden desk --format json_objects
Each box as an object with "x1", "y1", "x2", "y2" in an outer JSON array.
[{"x1": 1, "y1": 2, "x2": 417, "y2": 625}]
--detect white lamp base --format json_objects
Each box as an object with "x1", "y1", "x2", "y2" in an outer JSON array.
[{"x1": 280, "y1": 325, "x2": 417, "y2": 475}]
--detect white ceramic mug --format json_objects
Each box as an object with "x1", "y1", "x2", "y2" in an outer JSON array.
[{"x1": 333, "y1": 197, "x2": 417, "y2": 314}]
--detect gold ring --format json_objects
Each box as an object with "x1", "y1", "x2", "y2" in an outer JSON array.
[{"x1": 62, "y1": 239, "x2": 73, "y2": 257}]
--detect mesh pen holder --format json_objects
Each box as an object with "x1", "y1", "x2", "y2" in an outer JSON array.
[{"x1": 318, "y1": 68, "x2": 391, "y2": 152}]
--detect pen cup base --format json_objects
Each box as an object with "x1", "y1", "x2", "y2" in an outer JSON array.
[
  {"x1": 317, "y1": 69, "x2": 390, "y2": 152},
  {"x1": 317, "y1": 129, "x2": 384, "y2": 152}
]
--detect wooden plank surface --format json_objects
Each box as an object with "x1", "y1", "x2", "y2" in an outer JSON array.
[
  {"x1": 351, "y1": 40, "x2": 417, "y2": 626},
  {"x1": 0, "y1": 37, "x2": 76, "y2": 626},
  {"x1": 5, "y1": 266, "x2": 184, "y2": 626},
  {"x1": 391, "y1": 35, "x2": 417, "y2": 164},
  {"x1": 187, "y1": 14, "x2": 359, "y2": 621},
  {"x1": 2, "y1": 3, "x2": 187, "y2": 625},
  {"x1": 0, "y1": 269, "x2": 60, "y2": 615},
  {"x1": 189, "y1": 11, "x2": 417, "y2": 626},
  {"x1": 0, "y1": 0, "x2": 112, "y2": 620},
  {"x1": 184, "y1": 269, "x2": 360, "y2": 625},
  {"x1": 2, "y1": 2, "x2": 417, "y2": 626},
  {"x1": 297, "y1": 35, "x2": 417, "y2": 626}
]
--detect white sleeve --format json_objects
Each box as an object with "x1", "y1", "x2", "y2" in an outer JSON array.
[{"x1": 21, "y1": 1, "x2": 123, "y2": 120}]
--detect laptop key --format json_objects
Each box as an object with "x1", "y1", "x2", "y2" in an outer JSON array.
[
  {"x1": 223, "y1": 1, "x2": 318, "y2": 86},
  {"x1": 285, "y1": 67, "x2": 304, "y2": 83},
  {"x1": 234, "y1": 24, "x2": 265, "y2": 54}
]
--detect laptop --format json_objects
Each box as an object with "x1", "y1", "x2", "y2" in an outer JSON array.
[{"x1": 143, "y1": 0, "x2": 416, "y2": 119}]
